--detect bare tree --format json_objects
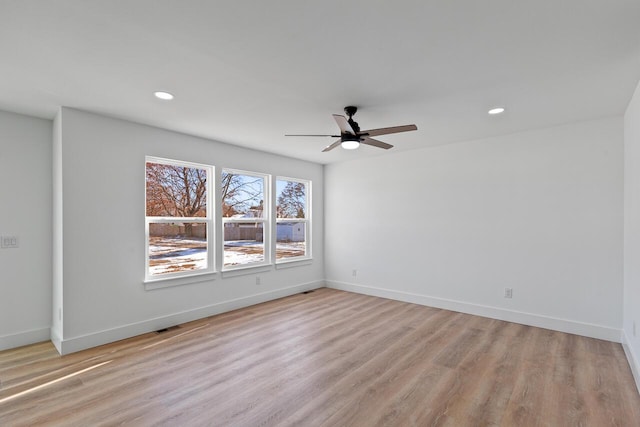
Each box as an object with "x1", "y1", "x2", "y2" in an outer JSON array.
[
  {"x1": 221, "y1": 172, "x2": 263, "y2": 217},
  {"x1": 146, "y1": 163, "x2": 207, "y2": 236},
  {"x1": 277, "y1": 181, "x2": 306, "y2": 218}
]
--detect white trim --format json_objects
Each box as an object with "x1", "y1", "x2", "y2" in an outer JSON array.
[
  {"x1": 221, "y1": 258, "x2": 271, "y2": 271},
  {"x1": 275, "y1": 258, "x2": 313, "y2": 269},
  {"x1": 326, "y1": 280, "x2": 622, "y2": 343},
  {"x1": 144, "y1": 271, "x2": 217, "y2": 290},
  {"x1": 56, "y1": 280, "x2": 324, "y2": 355},
  {"x1": 622, "y1": 330, "x2": 640, "y2": 394},
  {"x1": 51, "y1": 329, "x2": 62, "y2": 354},
  {"x1": 221, "y1": 265, "x2": 272, "y2": 278},
  {"x1": 0, "y1": 327, "x2": 50, "y2": 351}
]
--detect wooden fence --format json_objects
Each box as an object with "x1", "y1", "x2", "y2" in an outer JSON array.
[
  {"x1": 149, "y1": 223, "x2": 206, "y2": 239},
  {"x1": 150, "y1": 223, "x2": 264, "y2": 242}
]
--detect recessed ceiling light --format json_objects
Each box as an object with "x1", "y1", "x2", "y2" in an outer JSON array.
[
  {"x1": 488, "y1": 107, "x2": 505, "y2": 115},
  {"x1": 154, "y1": 91, "x2": 174, "y2": 101}
]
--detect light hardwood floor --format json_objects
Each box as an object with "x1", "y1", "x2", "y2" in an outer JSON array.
[{"x1": 1, "y1": 288, "x2": 639, "y2": 426}]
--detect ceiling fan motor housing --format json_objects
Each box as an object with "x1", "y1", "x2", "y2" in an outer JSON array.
[{"x1": 344, "y1": 106, "x2": 358, "y2": 117}]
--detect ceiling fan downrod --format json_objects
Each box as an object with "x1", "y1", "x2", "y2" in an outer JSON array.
[{"x1": 344, "y1": 106, "x2": 360, "y2": 133}]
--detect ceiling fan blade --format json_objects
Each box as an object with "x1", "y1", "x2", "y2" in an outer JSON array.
[
  {"x1": 285, "y1": 134, "x2": 338, "y2": 137},
  {"x1": 362, "y1": 124, "x2": 417, "y2": 137},
  {"x1": 322, "y1": 139, "x2": 342, "y2": 152},
  {"x1": 333, "y1": 114, "x2": 356, "y2": 135},
  {"x1": 361, "y1": 137, "x2": 393, "y2": 150}
]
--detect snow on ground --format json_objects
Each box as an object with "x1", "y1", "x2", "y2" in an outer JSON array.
[
  {"x1": 149, "y1": 237, "x2": 207, "y2": 276},
  {"x1": 149, "y1": 237, "x2": 305, "y2": 275},
  {"x1": 223, "y1": 241, "x2": 264, "y2": 266},
  {"x1": 275, "y1": 242, "x2": 306, "y2": 259}
]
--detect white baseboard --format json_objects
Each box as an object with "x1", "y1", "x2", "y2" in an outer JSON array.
[
  {"x1": 326, "y1": 281, "x2": 622, "y2": 343},
  {"x1": 0, "y1": 327, "x2": 51, "y2": 351},
  {"x1": 622, "y1": 330, "x2": 640, "y2": 394},
  {"x1": 50, "y1": 328, "x2": 62, "y2": 354},
  {"x1": 57, "y1": 281, "x2": 324, "y2": 355}
]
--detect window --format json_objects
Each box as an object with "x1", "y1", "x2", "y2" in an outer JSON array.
[
  {"x1": 276, "y1": 177, "x2": 310, "y2": 261},
  {"x1": 145, "y1": 158, "x2": 213, "y2": 280},
  {"x1": 145, "y1": 162, "x2": 309, "y2": 279},
  {"x1": 222, "y1": 169, "x2": 269, "y2": 269}
]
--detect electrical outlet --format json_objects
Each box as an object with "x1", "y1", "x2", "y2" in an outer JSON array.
[
  {"x1": 352, "y1": 269, "x2": 357, "y2": 277},
  {"x1": 256, "y1": 276, "x2": 261, "y2": 285},
  {"x1": 504, "y1": 288, "x2": 513, "y2": 299}
]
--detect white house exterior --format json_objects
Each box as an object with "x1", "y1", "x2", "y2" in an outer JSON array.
[{"x1": 276, "y1": 222, "x2": 305, "y2": 242}]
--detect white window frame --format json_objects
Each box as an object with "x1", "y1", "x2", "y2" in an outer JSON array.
[
  {"x1": 221, "y1": 168, "x2": 271, "y2": 271},
  {"x1": 275, "y1": 176, "x2": 311, "y2": 264},
  {"x1": 144, "y1": 156, "x2": 215, "y2": 284}
]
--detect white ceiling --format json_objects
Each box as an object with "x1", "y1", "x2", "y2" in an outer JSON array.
[{"x1": 1, "y1": 1, "x2": 640, "y2": 164}]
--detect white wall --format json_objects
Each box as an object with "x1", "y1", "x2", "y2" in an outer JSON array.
[
  {"x1": 624, "y1": 80, "x2": 640, "y2": 390},
  {"x1": 54, "y1": 108, "x2": 324, "y2": 353},
  {"x1": 0, "y1": 110, "x2": 52, "y2": 350},
  {"x1": 326, "y1": 117, "x2": 623, "y2": 341}
]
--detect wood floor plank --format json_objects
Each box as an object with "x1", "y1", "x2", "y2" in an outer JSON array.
[
  {"x1": 0, "y1": 288, "x2": 638, "y2": 426},
  {"x1": 161, "y1": 300, "x2": 427, "y2": 426}
]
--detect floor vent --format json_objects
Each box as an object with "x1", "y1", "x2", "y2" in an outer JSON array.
[
  {"x1": 302, "y1": 290, "x2": 315, "y2": 294},
  {"x1": 155, "y1": 325, "x2": 181, "y2": 334}
]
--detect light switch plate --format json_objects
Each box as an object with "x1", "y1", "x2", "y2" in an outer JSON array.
[{"x1": 1, "y1": 236, "x2": 19, "y2": 248}]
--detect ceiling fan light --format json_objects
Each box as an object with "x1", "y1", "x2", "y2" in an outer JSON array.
[
  {"x1": 154, "y1": 91, "x2": 174, "y2": 100},
  {"x1": 341, "y1": 140, "x2": 360, "y2": 150}
]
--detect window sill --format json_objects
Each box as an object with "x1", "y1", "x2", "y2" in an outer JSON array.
[
  {"x1": 221, "y1": 264, "x2": 272, "y2": 278},
  {"x1": 144, "y1": 271, "x2": 217, "y2": 290},
  {"x1": 275, "y1": 258, "x2": 313, "y2": 269}
]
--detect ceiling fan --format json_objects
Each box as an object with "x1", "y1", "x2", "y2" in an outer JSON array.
[{"x1": 285, "y1": 106, "x2": 417, "y2": 152}]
